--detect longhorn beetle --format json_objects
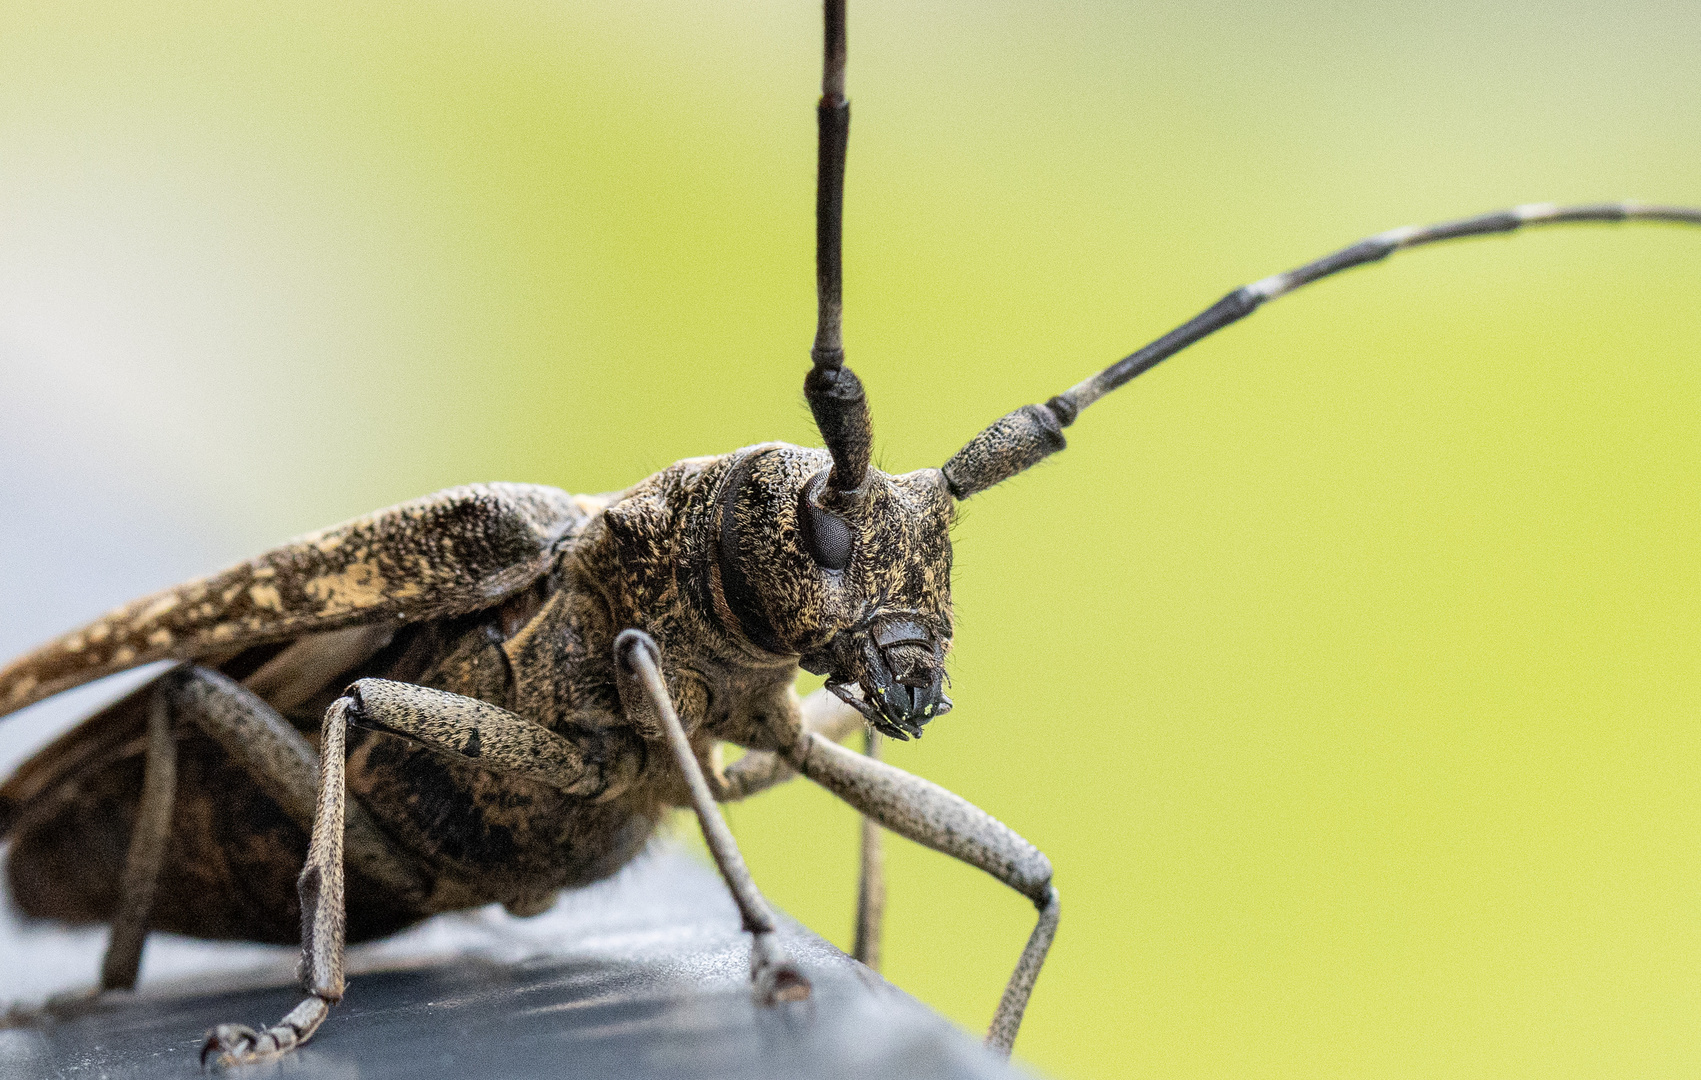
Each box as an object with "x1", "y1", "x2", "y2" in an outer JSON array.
[{"x1": 2, "y1": 0, "x2": 1697, "y2": 1070}]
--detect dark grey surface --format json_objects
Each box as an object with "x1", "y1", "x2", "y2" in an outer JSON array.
[{"x1": 0, "y1": 848, "x2": 1025, "y2": 1080}]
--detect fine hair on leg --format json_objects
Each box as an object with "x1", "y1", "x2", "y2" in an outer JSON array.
[{"x1": 339, "y1": 677, "x2": 639, "y2": 799}]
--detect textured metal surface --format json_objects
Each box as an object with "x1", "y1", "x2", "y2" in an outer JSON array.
[{"x1": 0, "y1": 848, "x2": 1025, "y2": 1079}]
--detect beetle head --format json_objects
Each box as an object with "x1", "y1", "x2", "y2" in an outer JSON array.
[{"x1": 712, "y1": 445, "x2": 954, "y2": 739}]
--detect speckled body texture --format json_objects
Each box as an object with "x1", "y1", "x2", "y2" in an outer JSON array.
[{"x1": 0, "y1": 445, "x2": 957, "y2": 944}]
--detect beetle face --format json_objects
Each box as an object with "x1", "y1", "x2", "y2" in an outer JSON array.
[{"x1": 712, "y1": 444, "x2": 955, "y2": 739}]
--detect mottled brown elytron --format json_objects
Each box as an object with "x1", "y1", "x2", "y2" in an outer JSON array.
[{"x1": 3, "y1": 0, "x2": 1699, "y2": 1069}]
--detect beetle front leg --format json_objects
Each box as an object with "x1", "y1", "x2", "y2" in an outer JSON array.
[
  {"x1": 613, "y1": 630, "x2": 810, "y2": 1006},
  {"x1": 783, "y1": 731, "x2": 1059, "y2": 1057}
]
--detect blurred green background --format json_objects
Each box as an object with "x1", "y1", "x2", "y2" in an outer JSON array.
[{"x1": 2, "y1": 1, "x2": 1699, "y2": 1077}]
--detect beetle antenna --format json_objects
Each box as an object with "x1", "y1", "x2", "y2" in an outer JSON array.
[
  {"x1": 806, "y1": 0, "x2": 873, "y2": 498},
  {"x1": 941, "y1": 202, "x2": 1701, "y2": 499}
]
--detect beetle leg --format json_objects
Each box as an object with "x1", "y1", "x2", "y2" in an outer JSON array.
[
  {"x1": 850, "y1": 729, "x2": 886, "y2": 971},
  {"x1": 97, "y1": 686, "x2": 177, "y2": 992},
  {"x1": 782, "y1": 731, "x2": 1059, "y2": 1057},
  {"x1": 167, "y1": 666, "x2": 426, "y2": 901},
  {"x1": 201, "y1": 672, "x2": 651, "y2": 1067},
  {"x1": 710, "y1": 688, "x2": 886, "y2": 969},
  {"x1": 202, "y1": 692, "x2": 357, "y2": 1069},
  {"x1": 715, "y1": 685, "x2": 865, "y2": 801},
  {"x1": 13, "y1": 683, "x2": 183, "y2": 1019},
  {"x1": 709, "y1": 690, "x2": 885, "y2": 969},
  {"x1": 613, "y1": 629, "x2": 811, "y2": 1007},
  {"x1": 338, "y1": 678, "x2": 640, "y2": 800}
]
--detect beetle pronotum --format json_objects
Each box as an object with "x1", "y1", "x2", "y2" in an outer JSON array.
[{"x1": 3, "y1": 0, "x2": 1701, "y2": 1074}]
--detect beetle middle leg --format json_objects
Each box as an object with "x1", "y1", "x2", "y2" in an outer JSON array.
[
  {"x1": 201, "y1": 690, "x2": 356, "y2": 1068},
  {"x1": 165, "y1": 666, "x2": 426, "y2": 902},
  {"x1": 200, "y1": 675, "x2": 643, "y2": 1067}
]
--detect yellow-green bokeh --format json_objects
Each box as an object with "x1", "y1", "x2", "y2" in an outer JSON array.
[{"x1": 3, "y1": 1, "x2": 1699, "y2": 1077}]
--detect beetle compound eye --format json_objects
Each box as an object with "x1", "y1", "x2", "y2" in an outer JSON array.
[
  {"x1": 798, "y1": 471, "x2": 853, "y2": 570},
  {"x1": 800, "y1": 497, "x2": 853, "y2": 570}
]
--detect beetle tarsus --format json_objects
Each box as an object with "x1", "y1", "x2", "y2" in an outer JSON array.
[
  {"x1": 752, "y1": 932, "x2": 813, "y2": 1005},
  {"x1": 200, "y1": 995, "x2": 331, "y2": 1070}
]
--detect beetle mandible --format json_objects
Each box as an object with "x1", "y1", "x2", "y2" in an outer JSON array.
[{"x1": 2, "y1": 0, "x2": 1698, "y2": 1070}]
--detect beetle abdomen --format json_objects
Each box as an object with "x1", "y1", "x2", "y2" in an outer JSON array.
[{"x1": 6, "y1": 723, "x2": 424, "y2": 945}]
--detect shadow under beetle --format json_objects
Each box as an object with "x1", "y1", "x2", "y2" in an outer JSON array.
[{"x1": 1, "y1": 0, "x2": 1696, "y2": 1067}]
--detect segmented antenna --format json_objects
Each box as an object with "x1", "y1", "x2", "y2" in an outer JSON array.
[
  {"x1": 941, "y1": 202, "x2": 1701, "y2": 499},
  {"x1": 805, "y1": 0, "x2": 873, "y2": 497}
]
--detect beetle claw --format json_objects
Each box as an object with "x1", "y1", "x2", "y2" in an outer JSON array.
[
  {"x1": 201, "y1": 1023, "x2": 261, "y2": 1070},
  {"x1": 751, "y1": 933, "x2": 812, "y2": 1005}
]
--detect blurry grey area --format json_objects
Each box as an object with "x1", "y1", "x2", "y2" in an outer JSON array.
[
  {"x1": 0, "y1": 435, "x2": 273, "y2": 1003},
  {"x1": 0, "y1": 447, "x2": 1025, "y2": 1079}
]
